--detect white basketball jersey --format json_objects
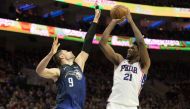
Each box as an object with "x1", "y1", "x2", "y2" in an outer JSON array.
[{"x1": 108, "y1": 59, "x2": 147, "y2": 106}]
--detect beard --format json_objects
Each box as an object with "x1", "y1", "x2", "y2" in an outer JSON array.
[
  {"x1": 127, "y1": 55, "x2": 134, "y2": 60},
  {"x1": 126, "y1": 53, "x2": 138, "y2": 60}
]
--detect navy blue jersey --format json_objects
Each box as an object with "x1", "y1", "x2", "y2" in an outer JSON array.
[{"x1": 55, "y1": 62, "x2": 86, "y2": 109}]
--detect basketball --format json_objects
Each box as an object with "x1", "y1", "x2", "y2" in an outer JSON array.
[{"x1": 110, "y1": 5, "x2": 129, "y2": 19}]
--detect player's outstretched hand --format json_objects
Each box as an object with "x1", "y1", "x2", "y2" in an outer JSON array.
[
  {"x1": 93, "y1": 4, "x2": 101, "y2": 23},
  {"x1": 50, "y1": 36, "x2": 60, "y2": 55}
]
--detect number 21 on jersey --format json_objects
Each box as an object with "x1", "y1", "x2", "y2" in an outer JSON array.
[{"x1": 124, "y1": 73, "x2": 132, "y2": 81}]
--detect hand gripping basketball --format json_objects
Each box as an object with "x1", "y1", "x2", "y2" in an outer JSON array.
[{"x1": 111, "y1": 16, "x2": 127, "y2": 24}]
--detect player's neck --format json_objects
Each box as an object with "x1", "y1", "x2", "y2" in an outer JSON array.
[
  {"x1": 128, "y1": 57, "x2": 140, "y2": 64},
  {"x1": 63, "y1": 60, "x2": 74, "y2": 66}
]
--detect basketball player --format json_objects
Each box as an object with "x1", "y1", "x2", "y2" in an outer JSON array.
[
  {"x1": 99, "y1": 11, "x2": 151, "y2": 109},
  {"x1": 35, "y1": 7, "x2": 101, "y2": 109}
]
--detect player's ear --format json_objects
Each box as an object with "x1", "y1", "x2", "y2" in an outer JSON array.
[{"x1": 59, "y1": 54, "x2": 65, "y2": 59}]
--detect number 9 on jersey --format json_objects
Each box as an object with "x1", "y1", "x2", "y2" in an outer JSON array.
[{"x1": 68, "y1": 77, "x2": 74, "y2": 87}]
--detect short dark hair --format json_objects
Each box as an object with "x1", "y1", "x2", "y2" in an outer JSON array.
[{"x1": 53, "y1": 50, "x2": 62, "y2": 67}]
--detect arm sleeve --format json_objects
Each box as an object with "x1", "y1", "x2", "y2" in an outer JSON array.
[{"x1": 82, "y1": 22, "x2": 97, "y2": 54}]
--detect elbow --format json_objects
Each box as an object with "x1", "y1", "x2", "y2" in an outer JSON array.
[
  {"x1": 99, "y1": 41, "x2": 106, "y2": 49},
  {"x1": 99, "y1": 35, "x2": 109, "y2": 46},
  {"x1": 35, "y1": 68, "x2": 40, "y2": 75},
  {"x1": 35, "y1": 70, "x2": 43, "y2": 77},
  {"x1": 99, "y1": 40, "x2": 104, "y2": 46},
  {"x1": 148, "y1": 59, "x2": 151, "y2": 66},
  {"x1": 142, "y1": 58, "x2": 151, "y2": 69},
  {"x1": 146, "y1": 59, "x2": 151, "y2": 68},
  {"x1": 136, "y1": 40, "x2": 144, "y2": 45},
  {"x1": 35, "y1": 67, "x2": 42, "y2": 75},
  {"x1": 99, "y1": 38, "x2": 107, "y2": 46}
]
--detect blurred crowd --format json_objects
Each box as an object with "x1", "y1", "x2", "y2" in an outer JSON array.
[
  {"x1": 0, "y1": 48, "x2": 190, "y2": 109},
  {"x1": 139, "y1": 62, "x2": 190, "y2": 109},
  {"x1": 0, "y1": 83, "x2": 56, "y2": 109}
]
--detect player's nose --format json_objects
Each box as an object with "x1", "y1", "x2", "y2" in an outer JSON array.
[{"x1": 128, "y1": 48, "x2": 132, "y2": 52}]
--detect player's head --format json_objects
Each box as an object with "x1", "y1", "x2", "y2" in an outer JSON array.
[
  {"x1": 126, "y1": 41, "x2": 140, "y2": 61},
  {"x1": 53, "y1": 50, "x2": 75, "y2": 66}
]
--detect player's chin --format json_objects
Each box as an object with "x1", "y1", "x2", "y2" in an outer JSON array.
[
  {"x1": 71, "y1": 56, "x2": 75, "y2": 60},
  {"x1": 127, "y1": 53, "x2": 135, "y2": 59},
  {"x1": 127, "y1": 53, "x2": 132, "y2": 57},
  {"x1": 72, "y1": 55, "x2": 76, "y2": 58},
  {"x1": 127, "y1": 55, "x2": 131, "y2": 59}
]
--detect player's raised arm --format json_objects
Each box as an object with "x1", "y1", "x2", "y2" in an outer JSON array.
[
  {"x1": 127, "y1": 12, "x2": 151, "y2": 74},
  {"x1": 99, "y1": 18, "x2": 125, "y2": 65},
  {"x1": 75, "y1": 6, "x2": 101, "y2": 72},
  {"x1": 36, "y1": 36, "x2": 60, "y2": 81}
]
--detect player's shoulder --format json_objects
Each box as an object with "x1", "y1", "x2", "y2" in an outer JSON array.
[
  {"x1": 51, "y1": 67, "x2": 60, "y2": 70},
  {"x1": 73, "y1": 62, "x2": 83, "y2": 71},
  {"x1": 114, "y1": 59, "x2": 127, "y2": 68},
  {"x1": 50, "y1": 68, "x2": 61, "y2": 75},
  {"x1": 119, "y1": 59, "x2": 129, "y2": 64},
  {"x1": 43, "y1": 68, "x2": 60, "y2": 82}
]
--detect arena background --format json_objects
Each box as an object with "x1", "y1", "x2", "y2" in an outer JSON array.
[{"x1": 0, "y1": 0, "x2": 190, "y2": 109}]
